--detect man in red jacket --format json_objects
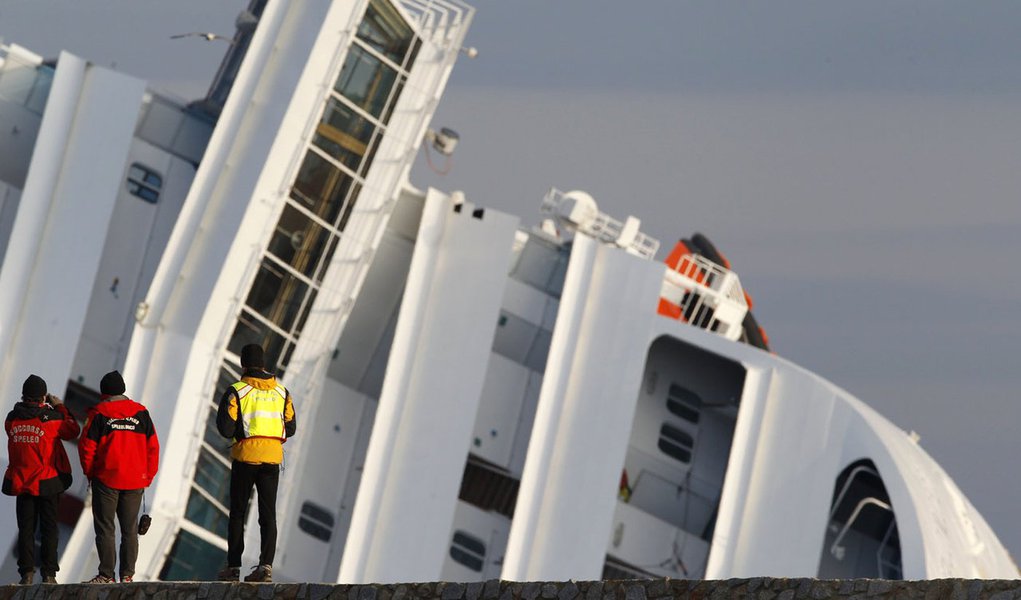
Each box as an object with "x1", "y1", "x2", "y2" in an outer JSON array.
[
  {"x1": 79, "y1": 371, "x2": 159, "y2": 584},
  {"x1": 3, "y1": 374, "x2": 80, "y2": 585}
]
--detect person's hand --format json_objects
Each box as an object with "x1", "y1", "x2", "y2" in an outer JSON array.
[{"x1": 46, "y1": 394, "x2": 62, "y2": 406}]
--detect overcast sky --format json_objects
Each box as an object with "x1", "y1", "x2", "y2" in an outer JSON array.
[{"x1": 3, "y1": 0, "x2": 1020, "y2": 562}]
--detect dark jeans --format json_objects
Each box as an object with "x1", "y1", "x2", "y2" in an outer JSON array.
[
  {"x1": 227, "y1": 461, "x2": 279, "y2": 568},
  {"x1": 91, "y1": 480, "x2": 143, "y2": 579},
  {"x1": 16, "y1": 493, "x2": 60, "y2": 577}
]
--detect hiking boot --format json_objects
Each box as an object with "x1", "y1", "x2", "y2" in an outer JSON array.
[
  {"x1": 120, "y1": 575, "x2": 133, "y2": 583},
  {"x1": 18, "y1": 572, "x2": 33, "y2": 585},
  {"x1": 84, "y1": 574, "x2": 115, "y2": 584},
  {"x1": 216, "y1": 566, "x2": 240, "y2": 582},
  {"x1": 42, "y1": 575, "x2": 57, "y2": 584},
  {"x1": 243, "y1": 564, "x2": 272, "y2": 582}
]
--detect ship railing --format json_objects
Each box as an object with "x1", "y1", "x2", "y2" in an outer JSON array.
[
  {"x1": 660, "y1": 253, "x2": 748, "y2": 341},
  {"x1": 399, "y1": 0, "x2": 474, "y2": 44},
  {"x1": 540, "y1": 188, "x2": 660, "y2": 260}
]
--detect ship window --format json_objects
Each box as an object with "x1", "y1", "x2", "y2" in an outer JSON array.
[
  {"x1": 291, "y1": 149, "x2": 358, "y2": 225},
  {"x1": 819, "y1": 459, "x2": 902, "y2": 579},
  {"x1": 334, "y1": 44, "x2": 398, "y2": 120},
  {"x1": 268, "y1": 203, "x2": 332, "y2": 279},
  {"x1": 193, "y1": 447, "x2": 231, "y2": 508},
  {"x1": 356, "y1": 0, "x2": 415, "y2": 67},
  {"x1": 184, "y1": 486, "x2": 228, "y2": 538},
  {"x1": 449, "y1": 530, "x2": 486, "y2": 572},
  {"x1": 666, "y1": 384, "x2": 701, "y2": 424},
  {"x1": 227, "y1": 310, "x2": 289, "y2": 372},
  {"x1": 313, "y1": 96, "x2": 375, "y2": 173},
  {"x1": 126, "y1": 163, "x2": 162, "y2": 204},
  {"x1": 245, "y1": 257, "x2": 313, "y2": 333},
  {"x1": 657, "y1": 423, "x2": 694, "y2": 464},
  {"x1": 159, "y1": 529, "x2": 226, "y2": 581},
  {"x1": 202, "y1": 407, "x2": 231, "y2": 460},
  {"x1": 298, "y1": 501, "x2": 335, "y2": 542}
]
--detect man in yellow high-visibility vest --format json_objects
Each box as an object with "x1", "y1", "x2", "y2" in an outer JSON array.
[{"x1": 215, "y1": 344, "x2": 296, "y2": 583}]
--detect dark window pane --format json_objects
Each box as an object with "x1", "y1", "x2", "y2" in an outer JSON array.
[
  {"x1": 334, "y1": 45, "x2": 397, "y2": 119},
  {"x1": 450, "y1": 530, "x2": 486, "y2": 572},
  {"x1": 203, "y1": 407, "x2": 231, "y2": 460},
  {"x1": 184, "y1": 487, "x2": 228, "y2": 538},
  {"x1": 658, "y1": 423, "x2": 694, "y2": 464},
  {"x1": 290, "y1": 150, "x2": 356, "y2": 224},
  {"x1": 268, "y1": 203, "x2": 332, "y2": 279},
  {"x1": 193, "y1": 447, "x2": 230, "y2": 507},
  {"x1": 159, "y1": 529, "x2": 226, "y2": 581},
  {"x1": 667, "y1": 384, "x2": 701, "y2": 424},
  {"x1": 356, "y1": 0, "x2": 415, "y2": 66},
  {"x1": 298, "y1": 501, "x2": 335, "y2": 542},
  {"x1": 245, "y1": 258, "x2": 312, "y2": 332},
  {"x1": 312, "y1": 97, "x2": 376, "y2": 172},
  {"x1": 228, "y1": 310, "x2": 288, "y2": 371},
  {"x1": 380, "y1": 73, "x2": 406, "y2": 125}
]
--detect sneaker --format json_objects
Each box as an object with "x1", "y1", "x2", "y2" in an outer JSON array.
[
  {"x1": 85, "y1": 574, "x2": 115, "y2": 584},
  {"x1": 243, "y1": 564, "x2": 272, "y2": 582},
  {"x1": 42, "y1": 575, "x2": 57, "y2": 584},
  {"x1": 18, "y1": 572, "x2": 33, "y2": 585},
  {"x1": 216, "y1": 566, "x2": 240, "y2": 582},
  {"x1": 121, "y1": 575, "x2": 133, "y2": 583}
]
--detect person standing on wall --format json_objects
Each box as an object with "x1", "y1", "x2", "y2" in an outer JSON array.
[
  {"x1": 215, "y1": 344, "x2": 296, "y2": 583},
  {"x1": 79, "y1": 371, "x2": 159, "y2": 584},
  {"x1": 3, "y1": 375, "x2": 80, "y2": 585}
]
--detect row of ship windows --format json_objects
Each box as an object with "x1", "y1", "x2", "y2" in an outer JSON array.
[{"x1": 163, "y1": 0, "x2": 423, "y2": 581}]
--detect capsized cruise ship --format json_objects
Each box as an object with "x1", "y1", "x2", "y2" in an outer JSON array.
[{"x1": 0, "y1": 0, "x2": 1017, "y2": 585}]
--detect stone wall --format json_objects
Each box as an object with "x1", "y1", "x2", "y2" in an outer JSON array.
[{"x1": 3, "y1": 578, "x2": 1021, "y2": 600}]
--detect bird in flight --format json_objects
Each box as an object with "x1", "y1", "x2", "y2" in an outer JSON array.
[{"x1": 170, "y1": 32, "x2": 234, "y2": 43}]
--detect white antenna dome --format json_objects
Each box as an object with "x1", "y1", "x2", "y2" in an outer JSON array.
[{"x1": 560, "y1": 189, "x2": 599, "y2": 228}]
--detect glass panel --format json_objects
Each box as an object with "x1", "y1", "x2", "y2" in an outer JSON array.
[
  {"x1": 312, "y1": 97, "x2": 376, "y2": 173},
  {"x1": 290, "y1": 150, "x2": 357, "y2": 224},
  {"x1": 334, "y1": 45, "x2": 397, "y2": 119},
  {"x1": 227, "y1": 310, "x2": 288, "y2": 371},
  {"x1": 450, "y1": 530, "x2": 486, "y2": 572},
  {"x1": 244, "y1": 258, "x2": 312, "y2": 332},
  {"x1": 268, "y1": 203, "x2": 333, "y2": 279},
  {"x1": 658, "y1": 423, "x2": 693, "y2": 464},
  {"x1": 667, "y1": 384, "x2": 701, "y2": 424},
  {"x1": 381, "y1": 73, "x2": 406, "y2": 125},
  {"x1": 194, "y1": 447, "x2": 231, "y2": 507},
  {"x1": 159, "y1": 529, "x2": 226, "y2": 581},
  {"x1": 356, "y1": 0, "x2": 415, "y2": 66},
  {"x1": 336, "y1": 184, "x2": 360, "y2": 232},
  {"x1": 184, "y1": 487, "x2": 229, "y2": 538},
  {"x1": 292, "y1": 291, "x2": 317, "y2": 336},
  {"x1": 203, "y1": 407, "x2": 232, "y2": 460}
]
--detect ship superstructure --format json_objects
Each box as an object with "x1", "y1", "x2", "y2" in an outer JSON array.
[{"x1": 0, "y1": 0, "x2": 1017, "y2": 585}]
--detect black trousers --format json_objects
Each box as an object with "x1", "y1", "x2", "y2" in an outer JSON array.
[
  {"x1": 91, "y1": 480, "x2": 143, "y2": 579},
  {"x1": 16, "y1": 493, "x2": 60, "y2": 577},
  {"x1": 227, "y1": 461, "x2": 279, "y2": 568}
]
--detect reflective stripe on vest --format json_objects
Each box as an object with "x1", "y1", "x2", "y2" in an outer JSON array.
[{"x1": 232, "y1": 381, "x2": 286, "y2": 440}]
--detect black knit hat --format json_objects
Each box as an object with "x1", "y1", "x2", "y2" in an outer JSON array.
[
  {"x1": 100, "y1": 371, "x2": 126, "y2": 396},
  {"x1": 22, "y1": 374, "x2": 47, "y2": 399},
  {"x1": 240, "y1": 344, "x2": 265, "y2": 369}
]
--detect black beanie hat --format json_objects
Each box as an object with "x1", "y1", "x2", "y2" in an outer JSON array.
[
  {"x1": 100, "y1": 371, "x2": 126, "y2": 396},
  {"x1": 240, "y1": 344, "x2": 265, "y2": 369},
  {"x1": 22, "y1": 374, "x2": 47, "y2": 399}
]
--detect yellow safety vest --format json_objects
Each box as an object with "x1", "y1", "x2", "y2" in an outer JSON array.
[{"x1": 232, "y1": 381, "x2": 287, "y2": 441}]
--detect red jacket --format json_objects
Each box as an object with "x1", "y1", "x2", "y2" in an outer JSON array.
[
  {"x1": 79, "y1": 396, "x2": 159, "y2": 490},
  {"x1": 3, "y1": 401, "x2": 80, "y2": 496}
]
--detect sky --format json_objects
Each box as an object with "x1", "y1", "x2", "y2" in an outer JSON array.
[{"x1": 2, "y1": 0, "x2": 1021, "y2": 564}]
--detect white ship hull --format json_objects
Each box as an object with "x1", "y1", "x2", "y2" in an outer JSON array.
[{"x1": 0, "y1": 0, "x2": 1015, "y2": 584}]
